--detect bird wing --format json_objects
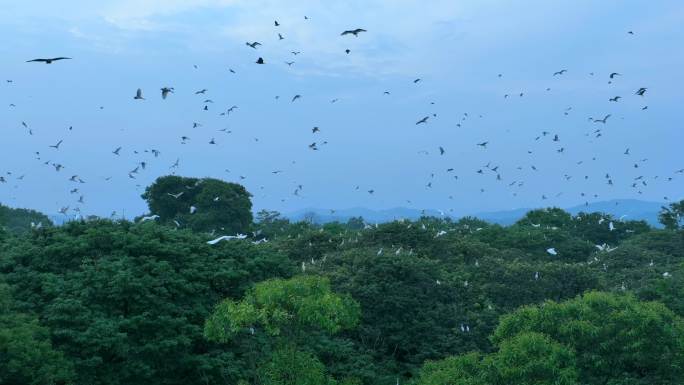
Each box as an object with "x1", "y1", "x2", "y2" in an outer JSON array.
[{"x1": 26, "y1": 58, "x2": 48, "y2": 62}]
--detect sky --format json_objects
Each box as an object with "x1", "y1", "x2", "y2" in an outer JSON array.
[{"x1": 0, "y1": 0, "x2": 683, "y2": 219}]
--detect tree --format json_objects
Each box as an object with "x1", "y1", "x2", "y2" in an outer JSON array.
[
  {"x1": 0, "y1": 203, "x2": 52, "y2": 235},
  {"x1": 516, "y1": 207, "x2": 573, "y2": 229},
  {"x1": 659, "y1": 200, "x2": 684, "y2": 230},
  {"x1": 415, "y1": 333, "x2": 578, "y2": 385},
  {"x1": 141, "y1": 175, "x2": 253, "y2": 233},
  {"x1": 493, "y1": 291, "x2": 684, "y2": 385},
  {"x1": 254, "y1": 210, "x2": 291, "y2": 239},
  {"x1": 415, "y1": 353, "x2": 486, "y2": 385},
  {"x1": 205, "y1": 275, "x2": 360, "y2": 342},
  {"x1": 205, "y1": 275, "x2": 360, "y2": 385},
  {"x1": 0, "y1": 283, "x2": 74, "y2": 385},
  {"x1": 346, "y1": 217, "x2": 365, "y2": 230},
  {"x1": 0, "y1": 220, "x2": 293, "y2": 385},
  {"x1": 486, "y1": 332, "x2": 577, "y2": 385},
  {"x1": 258, "y1": 345, "x2": 329, "y2": 385}
]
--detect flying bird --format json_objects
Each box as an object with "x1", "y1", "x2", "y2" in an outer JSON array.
[
  {"x1": 246, "y1": 41, "x2": 262, "y2": 48},
  {"x1": 593, "y1": 114, "x2": 611, "y2": 124},
  {"x1": 134, "y1": 88, "x2": 145, "y2": 100},
  {"x1": 635, "y1": 87, "x2": 647, "y2": 96},
  {"x1": 161, "y1": 87, "x2": 174, "y2": 99},
  {"x1": 341, "y1": 28, "x2": 367, "y2": 36},
  {"x1": 207, "y1": 234, "x2": 248, "y2": 245},
  {"x1": 553, "y1": 69, "x2": 567, "y2": 76},
  {"x1": 256, "y1": 57, "x2": 265, "y2": 64},
  {"x1": 416, "y1": 116, "x2": 429, "y2": 125},
  {"x1": 26, "y1": 57, "x2": 71, "y2": 64}
]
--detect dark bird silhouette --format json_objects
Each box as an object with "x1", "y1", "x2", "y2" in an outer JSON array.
[
  {"x1": 413, "y1": 78, "x2": 421, "y2": 83},
  {"x1": 477, "y1": 142, "x2": 489, "y2": 148},
  {"x1": 593, "y1": 114, "x2": 611, "y2": 124},
  {"x1": 49, "y1": 140, "x2": 63, "y2": 149},
  {"x1": 278, "y1": 33, "x2": 284, "y2": 40},
  {"x1": 292, "y1": 94, "x2": 301, "y2": 102},
  {"x1": 312, "y1": 127, "x2": 320, "y2": 133},
  {"x1": 161, "y1": 87, "x2": 174, "y2": 99},
  {"x1": 246, "y1": 41, "x2": 262, "y2": 48},
  {"x1": 134, "y1": 88, "x2": 145, "y2": 100},
  {"x1": 341, "y1": 28, "x2": 367, "y2": 36},
  {"x1": 609, "y1": 72, "x2": 621, "y2": 79},
  {"x1": 112, "y1": 146, "x2": 122, "y2": 155},
  {"x1": 285, "y1": 61, "x2": 295, "y2": 66},
  {"x1": 635, "y1": 87, "x2": 647, "y2": 96},
  {"x1": 26, "y1": 57, "x2": 71, "y2": 64},
  {"x1": 439, "y1": 146, "x2": 445, "y2": 155},
  {"x1": 553, "y1": 69, "x2": 567, "y2": 76},
  {"x1": 345, "y1": 49, "x2": 351, "y2": 54},
  {"x1": 416, "y1": 116, "x2": 429, "y2": 125},
  {"x1": 609, "y1": 96, "x2": 621, "y2": 102},
  {"x1": 256, "y1": 57, "x2": 265, "y2": 64},
  {"x1": 274, "y1": 20, "x2": 280, "y2": 26}
]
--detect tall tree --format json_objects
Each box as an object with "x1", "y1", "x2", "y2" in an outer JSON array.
[
  {"x1": 659, "y1": 200, "x2": 684, "y2": 230},
  {"x1": 0, "y1": 283, "x2": 74, "y2": 385},
  {"x1": 205, "y1": 275, "x2": 360, "y2": 385},
  {"x1": 141, "y1": 175, "x2": 253, "y2": 233},
  {"x1": 493, "y1": 291, "x2": 684, "y2": 385}
]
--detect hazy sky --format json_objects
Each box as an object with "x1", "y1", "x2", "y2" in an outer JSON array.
[{"x1": 1, "y1": 0, "x2": 682, "y2": 219}]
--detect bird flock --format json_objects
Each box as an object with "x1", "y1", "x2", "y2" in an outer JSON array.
[{"x1": 1, "y1": 15, "x2": 682, "y2": 224}]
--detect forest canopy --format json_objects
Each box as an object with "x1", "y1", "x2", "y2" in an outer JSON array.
[{"x1": 0, "y1": 183, "x2": 683, "y2": 385}]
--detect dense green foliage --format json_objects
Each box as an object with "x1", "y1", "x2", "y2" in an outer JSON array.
[
  {"x1": 0, "y1": 191, "x2": 683, "y2": 385},
  {"x1": 141, "y1": 175, "x2": 253, "y2": 233},
  {"x1": 0, "y1": 203, "x2": 52, "y2": 235},
  {"x1": 659, "y1": 200, "x2": 684, "y2": 230}
]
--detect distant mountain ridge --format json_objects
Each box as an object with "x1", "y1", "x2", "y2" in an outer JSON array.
[{"x1": 284, "y1": 199, "x2": 667, "y2": 227}]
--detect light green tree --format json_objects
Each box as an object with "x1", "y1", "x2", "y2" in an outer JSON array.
[{"x1": 205, "y1": 275, "x2": 360, "y2": 385}]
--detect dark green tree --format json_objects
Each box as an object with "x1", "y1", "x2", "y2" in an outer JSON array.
[
  {"x1": 658, "y1": 200, "x2": 684, "y2": 230},
  {"x1": 0, "y1": 203, "x2": 53, "y2": 235},
  {"x1": 0, "y1": 283, "x2": 74, "y2": 385},
  {"x1": 141, "y1": 175, "x2": 253, "y2": 233},
  {"x1": 0, "y1": 220, "x2": 293, "y2": 385}
]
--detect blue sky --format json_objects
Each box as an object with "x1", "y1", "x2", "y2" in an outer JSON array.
[{"x1": 0, "y1": 0, "x2": 682, "y2": 219}]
